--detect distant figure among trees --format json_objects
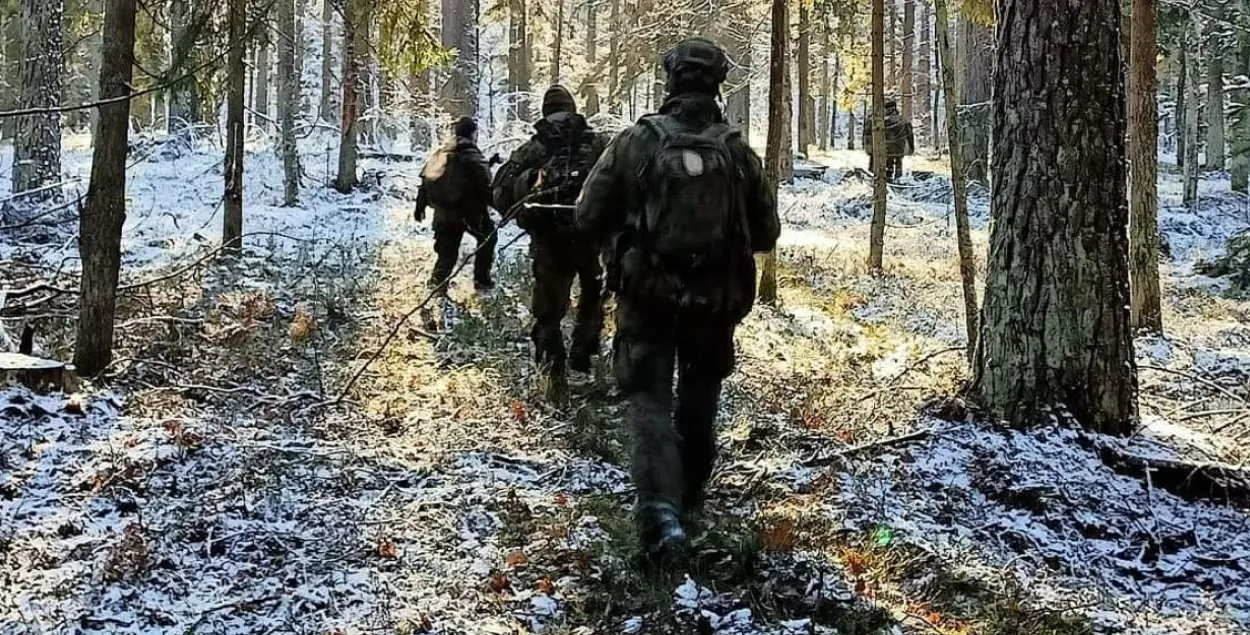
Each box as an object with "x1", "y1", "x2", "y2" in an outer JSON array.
[{"x1": 863, "y1": 99, "x2": 915, "y2": 181}]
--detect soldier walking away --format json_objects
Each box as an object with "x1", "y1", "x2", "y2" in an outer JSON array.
[
  {"x1": 493, "y1": 86, "x2": 613, "y2": 401},
  {"x1": 862, "y1": 99, "x2": 916, "y2": 181},
  {"x1": 575, "y1": 39, "x2": 780, "y2": 561},
  {"x1": 414, "y1": 117, "x2": 498, "y2": 292}
]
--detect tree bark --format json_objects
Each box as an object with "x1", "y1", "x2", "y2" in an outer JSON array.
[
  {"x1": 724, "y1": 5, "x2": 751, "y2": 133},
  {"x1": 797, "y1": 0, "x2": 813, "y2": 153},
  {"x1": 319, "y1": 0, "x2": 336, "y2": 122},
  {"x1": 278, "y1": 0, "x2": 300, "y2": 206},
  {"x1": 336, "y1": 0, "x2": 366, "y2": 192},
  {"x1": 83, "y1": 0, "x2": 103, "y2": 136},
  {"x1": 831, "y1": 52, "x2": 841, "y2": 148},
  {"x1": 442, "y1": 0, "x2": 479, "y2": 118},
  {"x1": 1178, "y1": 48, "x2": 1187, "y2": 169},
  {"x1": 74, "y1": 0, "x2": 137, "y2": 377},
  {"x1": 974, "y1": 0, "x2": 1137, "y2": 435},
  {"x1": 509, "y1": 0, "x2": 531, "y2": 121},
  {"x1": 607, "y1": 0, "x2": 621, "y2": 115},
  {"x1": 1184, "y1": 16, "x2": 1201, "y2": 209},
  {"x1": 1129, "y1": 0, "x2": 1162, "y2": 333},
  {"x1": 224, "y1": 0, "x2": 246, "y2": 253},
  {"x1": 169, "y1": 0, "x2": 199, "y2": 146},
  {"x1": 1233, "y1": 0, "x2": 1250, "y2": 192},
  {"x1": 868, "y1": 0, "x2": 888, "y2": 272},
  {"x1": 916, "y1": 0, "x2": 931, "y2": 145},
  {"x1": 933, "y1": 0, "x2": 976, "y2": 359},
  {"x1": 12, "y1": 0, "x2": 63, "y2": 202},
  {"x1": 887, "y1": 0, "x2": 897, "y2": 91},
  {"x1": 760, "y1": 0, "x2": 791, "y2": 307},
  {"x1": 957, "y1": 17, "x2": 991, "y2": 184},
  {"x1": 1207, "y1": 6, "x2": 1226, "y2": 170},
  {"x1": 550, "y1": 0, "x2": 565, "y2": 84},
  {"x1": 584, "y1": 0, "x2": 600, "y2": 115},
  {"x1": 255, "y1": 9, "x2": 272, "y2": 129},
  {"x1": 819, "y1": 20, "x2": 831, "y2": 152},
  {"x1": 848, "y1": 101, "x2": 857, "y2": 150},
  {"x1": 901, "y1": 0, "x2": 914, "y2": 122}
]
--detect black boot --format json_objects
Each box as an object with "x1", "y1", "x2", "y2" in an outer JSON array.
[{"x1": 639, "y1": 503, "x2": 687, "y2": 562}]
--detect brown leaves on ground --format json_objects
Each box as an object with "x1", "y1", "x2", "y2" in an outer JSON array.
[
  {"x1": 504, "y1": 549, "x2": 528, "y2": 568},
  {"x1": 377, "y1": 538, "x2": 399, "y2": 559},
  {"x1": 103, "y1": 523, "x2": 149, "y2": 582},
  {"x1": 760, "y1": 517, "x2": 799, "y2": 553},
  {"x1": 289, "y1": 307, "x2": 318, "y2": 344}
]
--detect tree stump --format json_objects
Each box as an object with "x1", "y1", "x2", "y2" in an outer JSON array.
[{"x1": 0, "y1": 353, "x2": 76, "y2": 393}]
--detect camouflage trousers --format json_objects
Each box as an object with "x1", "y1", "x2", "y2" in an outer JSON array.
[
  {"x1": 613, "y1": 297, "x2": 737, "y2": 521},
  {"x1": 868, "y1": 154, "x2": 904, "y2": 181},
  {"x1": 430, "y1": 207, "x2": 497, "y2": 289},
  {"x1": 530, "y1": 238, "x2": 605, "y2": 376}
]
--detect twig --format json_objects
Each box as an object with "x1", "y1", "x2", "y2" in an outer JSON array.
[
  {"x1": 807, "y1": 429, "x2": 935, "y2": 466},
  {"x1": 1139, "y1": 364, "x2": 1248, "y2": 406}
]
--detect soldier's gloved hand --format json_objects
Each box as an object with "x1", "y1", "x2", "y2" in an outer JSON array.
[
  {"x1": 488, "y1": 153, "x2": 503, "y2": 166},
  {"x1": 414, "y1": 204, "x2": 427, "y2": 223}
]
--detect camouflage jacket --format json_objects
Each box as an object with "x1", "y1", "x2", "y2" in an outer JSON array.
[
  {"x1": 862, "y1": 113, "x2": 916, "y2": 157},
  {"x1": 493, "y1": 113, "x2": 612, "y2": 234},
  {"x1": 414, "y1": 136, "x2": 494, "y2": 224}
]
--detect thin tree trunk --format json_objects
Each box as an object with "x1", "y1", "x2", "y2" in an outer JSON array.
[
  {"x1": 336, "y1": 0, "x2": 365, "y2": 192},
  {"x1": 724, "y1": 6, "x2": 751, "y2": 133},
  {"x1": 319, "y1": 0, "x2": 336, "y2": 121},
  {"x1": 887, "y1": 0, "x2": 897, "y2": 90},
  {"x1": 278, "y1": 0, "x2": 300, "y2": 206},
  {"x1": 933, "y1": 0, "x2": 977, "y2": 359},
  {"x1": 84, "y1": 0, "x2": 103, "y2": 137},
  {"x1": 441, "y1": 0, "x2": 479, "y2": 117},
  {"x1": 819, "y1": 21, "x2": 831, "y2": 152},
  {"x1": 1184, "y1": 17, "x2": 1202, "y2": 208},
  {"x1": 831, "y1": 52, "x2": 840, "y2": 148},
  {"x1": 224, "y1": 0, "x2": 246, "y2": 252},
  {"x1": 550, "y1": 0, "x2": 565, "y2": 83},
  {"x1": 1207, "y1": 6, "x2": 1226, "y2": 170},
  {"x1": 848, "y1": 101, "x2": 857, "y2": 151},
  {"x1": 958, "y1": 17, "x2": 991, "y2": 184},
  {"x1": 1129, "y1": 0, "x2": 1162, "y2": 332},
  {"x1": 974, "y1": 0, "x2": 1137, "y2": 434},
  {"x1": 74, "y1": 0, "x2": 137, "y2": 377},
  {"x1": 797, "y1": 1, "x2": 812, "y2": 153},
  {"x1": 917, "y1": 0, "x2": 931, "y2": 144},
  {"x1": 902, "y1": 0, "x2": 914, "y2": 122},
  {"x1": 12, "y1": 0, "x2": 63, "y2": 202},
  {"x1": 868, "y1": 0, "x2": 888, "y2": 272},
  {"x1": 760, "y1": 0, "x2": 791, "y2": 307},
  {"x1": 584, "y1": 0, "x2": 599, "y2": 114},
  {"x1": 169, "y1": 0, "x2": 199, "y2": 146},
  {"x1": 608, "y1": 0, "x2": 620, "y2": 114},
  {"x1": 1233, "y1": 0, "x2": 1250, "y2": 192},
  {"x1": 509, "y1": 0, "x2": 531, "y2": 121},
  {"x1": 255, "y1": 11, "x2": 271, "y2": 129},
  {"x1": 1178, "y1": 49, "x2": 1187, "y2": 169}
]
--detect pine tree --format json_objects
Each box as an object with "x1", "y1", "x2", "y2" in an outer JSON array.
[
  {"x1": 957, "y1": 16, "x2": 991, "y2": 184},
  {"x1": 278, "y1": 0, "x2": 300, "y2": 206},
  {"x1": 974, "y1": 0, "x2": 1137, "y2": 434},
  {"x1": 336, "y1": 0, "x2": 369, "y2": 192},
  {"x1": 508, "y1": 0, "x2": 531, "y2": 121},
  {"x1": 74, "y1": 0, "x2": 137, "y2": 377},
  {"x1": 1129, "y1": 0, "x2": 1162, "y2": 332},
  {"x1": 1206, "y1": 5, "x2": 1226, "y2": 170},
  {"x1": 760, "y1": 0, "x2": 791, "y2": 306},
  {"x1": 868, "y1": 0, "x2": 888, "y2": 272},
  {"x1": 224, "y1": 0, "x2": 247, "y2": 252},
  {"x1": 255, "y1": 7, "x2": 272, "y2": 130},
  {"x1": 11, "y1": 0, "x2": 63, "y2": 202},
  {"x1": 169, "y1": 0, "x2": 200, "y2": 147},
  {"x1": 583, "y1": 0, "x2": 600, "y2": 114},
  {"x1": 442, "y1": 0, "x2": 479, "y2": 117},
  {"x1": 1184, "y1": 16, "x2": 1202, "y2": 208},
  {"x1": 901, "y1": 0, "x2": 914, "y2": 122},
  {"x1": 1233, "y1": 0, "x2": 1250, "y2": 191},
  {"x1": 797, "y1": 0, "x2": 813, "y2": 154},
  {"x1": 916, "y1": 0, "x2": 931, "y2": 144},
  {"x1": 320, "y1": 0, "x2": 336, "y2": 121}
]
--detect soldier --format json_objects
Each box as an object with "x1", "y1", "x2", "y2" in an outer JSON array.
[
  {"x1": 575, "y1": 38, "x2": 780, "y2": 559},
  {"x1": 862, "y1": 99, "x2": 916, "y2": 181},
  {"x1": 414, "y1": 116, "x2": 498, "y2": 292},
  {"x1": 493, "y1": 87, "x2": 613, "y2": 399}
]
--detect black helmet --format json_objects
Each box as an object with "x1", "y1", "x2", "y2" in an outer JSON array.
[
  {"x1": 663, "y1": 38, "x2": 729, "y2": 84},
  {"x1": 885, "y1": 99, "x2": 898, "y2": 111}
]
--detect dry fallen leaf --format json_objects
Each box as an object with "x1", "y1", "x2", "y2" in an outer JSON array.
[
  {"x1": 488, "y1": 571, "x2": 511, "y2": 592},
  {"x1": 760, "y1": 517, "x2": 797, "y2": 553},
  {"x1": 510, "y1": 399, "x2": 527, "y2": 423},
  {"x1": 536, "y1": 578, "x2": 556, "y2": 595},
  {"x1": 289, "y1": 307, "x2": 318, "y2": 344},
  {"x1": 63, "y1": 395, "x2": 85, "y2": 415},
  {"x1": 504, "y1": 549, "x2": 528, "y2": 568}
]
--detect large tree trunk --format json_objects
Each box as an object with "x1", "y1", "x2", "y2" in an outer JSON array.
[
  {"x1": 1207, "y1": 7, "x2": 1226, "y2": 170},
  {"x1": 224, "y1": 0, "x2": 246, "y2": 253},
  {"x1": 508, "y1": 0, "x2": 531, "y2": 121},
  {"x1": 74, "y1": 0, "x2": 137, "y2": 377},
  {"x1": 583, "y1": 0, "x2": 600, "y2": 115},
  {"x1": 916, "y1": 0, "x2": 931, "y2": 145},
  {"x1": 11, "y1": 0, "x2": 63, "y2": 202},
  {"x1": 797, "y1": 1, "x2": 813, "y2": 153},
  {"x1": 169, "y1": 0, "x2": 199, "y2": 146},
  {"x1": 933, "y1": 0, "x2": 977, "y2": 359},
  {"x1": 957, "y1": 17, "x2": 991, "y2": 184},
  {"x1": 278, "y1": 0, "x2": 300, "y2": 206},
  {"x1": 441, "y1": 0, "x2": 479, "y2": 118},
  {"x1": 760, "y1": 0, "x2": 791, "y2": 307},
  {"x1": 0, "y1": 12, "x2": 19, "y2": 143},
  {"x1": 319, "y1": 0, "x2": 336, "y2": 122},
  {"x1": 550, "y1": 0, "x2": 565, "y2": 84},
  {"x1": 901, "y1": 0, "x2": 915, "y2": 122},
  {"x1": 974, "y1": 0, "x2": 1137, "y2": 435},
  {"x1": 1184, "y1": 17, "x2": 1202, "y2": 209},
  {"x1": 336, "y1": 0, "x2": 367, "y2": 192},
  {"x1": 1233, "y1": 0, "x2": 1250, "y2": 192},
  {"x1": 868, "y1": 0, "x2": 888, "y2": 272},
  {"x1": 1129, "y1": 0, "x2": 1162, "y2": 333}
]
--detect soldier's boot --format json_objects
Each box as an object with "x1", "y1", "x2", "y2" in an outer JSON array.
[
  {"x1": 532, "y1": 322, "x2": 568, "y2": 402},
  {"x1": 639, "y1": 502, "x2": 686, "y2": 563}
]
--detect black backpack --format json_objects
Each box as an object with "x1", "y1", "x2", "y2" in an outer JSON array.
[
  {"x1": 420, "y1": 141, "x2": 466, "y2": 207},
  {"x1": 521, "y1": 126, "x2": 599, "y2": 235},
  {"x1": 638, "y1": 116, "x2": 750, "y2": 270}
]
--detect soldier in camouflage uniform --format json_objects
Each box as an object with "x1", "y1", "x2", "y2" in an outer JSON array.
[
  {"x1": 415, "y1": 116, "x2": 498, "y2": 291},
  {"x1": 862, "y1": 99, "x2": 916, "y2": 181},
  {"x1": 493, "y1": 87, "x2": 613, "y2": 395},
  {"x1": 575, "y1": 39, "x2": 780, "y2": 559}
]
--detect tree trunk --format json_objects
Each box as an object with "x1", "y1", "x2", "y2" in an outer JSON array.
[
  {"x1": 607, "y1": 0, "x2": 620, "y2": 115},
  {"x1": 83, "y1": 0, "x2": 103, "y2": 137},
  {"x1": 1178, "y1": 49, "x2": 1187, "y2": 169},
  {"x1": 797, "y1": 1, "x2": 812, "y2": 153},
  {"x1": 584, "y1": 0, "x2": 600, "y2": 115},
  {"x1": 974, "y1": 0, "x2": 1137, "y2": 435},
  {"x1": 319, "y1": 0, "x2": 336, "y2": 121},
  {"x1": 224, "y1": 0, "x2": 246, "y2": 253},
  {"x1": 725, "y1": 7, "x2": 751, "y2": 133},
  {"x1": 336, "y1": 0, "x2": 366, "y2": 192},
  {"x1": 868, "y1": 0, "x2": 888, "y2": 272},
  {"x1": 760, "y1": 0, "x2": 791, "y2": 307},
  {"x1": 550, "y1": 0, "x2": 565, "y2": 84},
  {"x1": 902, "y1": 0, "x2": 914, "y2": 122},
  {"x1": 278, "y1": 0, "x2": 300, "y2": 206},
  {"x1": 819, "y1": 21, "x2": 831, "y2": 152},
  {"x1": 441, "y1": 0, "x2": 479, "y2": 118},
  {"x1": 169, "y1": 0, "x2": 199, "y2": 146},
  {"x1": 916, "y1": 0, "x2": 931, "y2": 145},
  {"x1": 1233, "y1": 0, "x2": 1250, "y2": 192},
  {"x1": 1184, "y1": 16, "x2": 1201, "y2": 209},
  {"x1": 831, "y1": 52, "x2": 841, "y2": 148},
  {"x1": 0, "y1": 13, "x2": 19, "y2": 143},
  {"x1": 11, "y1": 0, "x2": 63, "y2": 202},
  {"x1": 1129, "y1": 0, "x2": 1162, "y2": 333},
  {"x1": 74, "y1": 0, "x2": 137, "y2": 377},
  {"x1": 255, "y1": 10, "x2": 271, "y2": 130},
  {"x1": 933, "y1": 0, "x2": 977, "y2": 359},
  {"x1": 887, "y1": 0, "x2": 897, "y2": 90},
  {"x1": 1207, "y1": 6, "x2": 1226, "y2": 170},
  {"x1": 508, "y1": 0, "x2": 531, "y2": 121},
  {"x1": 958, "y1": 17, "x2": 991, "y2": 184},
  {"x1": 848, "y1": 101, "x2": 857, "y2": 151}
]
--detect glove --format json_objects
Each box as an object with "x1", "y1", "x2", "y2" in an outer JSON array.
[
  {"x1": 414, "y1": 203, "x2": 427, "y2": 223},
  {"x1": 488, "y1": 153, "x2": 503, "y2": 167}
]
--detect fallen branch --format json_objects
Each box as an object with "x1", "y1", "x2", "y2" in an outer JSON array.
[
  {"x1": 1093, "y1": 440, "x2": 1250, "y2": 508},
  {"x1": 807, "y1": 429, "x2": 935, "y2": 466},
  {"x1": 1139, "y1": 364, "x2": 1248, "y2": 406}
]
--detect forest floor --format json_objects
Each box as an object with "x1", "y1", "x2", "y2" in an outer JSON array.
[{"x1": 3, "y1": 134, "x2": 1250, "y2": 635}]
